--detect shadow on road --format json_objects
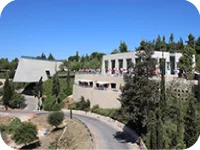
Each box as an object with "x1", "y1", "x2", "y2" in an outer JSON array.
[{"x1": 113, "y1": 131, "x2": 137, "y2": 144}]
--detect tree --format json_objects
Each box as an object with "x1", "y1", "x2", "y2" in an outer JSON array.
[
  {"x1": 177, "y1": 37, "x2": 184, "y2": 52},
  {"x1": 169, "y1": 33, "x2": 174, "y2": 44},
  {"x1": 75, "y1": 51, "x2": 80, "y2": 62},
  {"x1": 187, "y1": 33, "x2": 195, "y2": 48},
  {"x1": 178, "y1": 46, "x2": 195, "y2": 78},
  {"x1": 33, "y1": 77, "x2": 43, "y2": 110},
  {"x1": 136, "y1": 40, "x2": 146, "y2": 51},
  {"x1": 41, "y1": 53, "x2": 46, "y2": 59},
  {"x1": 11, "y1": 122, "x2": 38, "y2": 145},
  {"x1": 52, "y1": 73, "x2": 60, "y2": 104},
  {"x1": 184, "y1": 96, "x2": 198, "y2": 148},
  {"x1": 48, "y1": 111, "x2": 65, "y2": 128},
  {"x1": 155, "y1": 35, "x2": 161, "y2": 51},
  {"x1": 119, "y1": 41, "x2": 128, "y2": 53},
  {"x1": 48, "y1": 53, "x2": 55, "y2": 60},
  {"x1": 195, "y1": 37, "x2": 200, "y2": 55},
  {"x1": 119, "y1": 43, "x2": 159, "y2": 135},
  {"x1": 111, "y1": 49, "x2": 119, "y2": 54},
  {"x1": 2, "y1": 77, "x2": 12, "y2": 110}
]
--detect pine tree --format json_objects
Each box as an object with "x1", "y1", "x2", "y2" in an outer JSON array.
[
  {"x1": 41, "y1": 53, "x2": 46, "y2": 59},
  {"x1": 169, "y1": 33, "x2": 174, "y2": 44},
  {"x1": 178, "y1": 45, "x2": 195, "y2": 77},
  {"x1": 184, "y1": 96, "x2": 198, "y2": 148},
  {"x1": 52, "y1": 73, "x2": 60, "y2": 104},
  {"x1": 155, "y1": 35, "x2": 161, "y2": 51},
  {"x1": 2, "y1": 77, "x2": 13, "y2": 110},
  {"x1": 177, "y1": 37, "x2": 184, "y2": 52},
  {"x1": 119, "y1": 41, "x2": 128, "y2": 53},
  {"x1": 195, "y1": 37, "x2": 200, "y2": 55},
  {"x1": 187, "y1": 33, "x2": 195, "y2": 48},
  {"x1": 48, "y1": 53, "x2": 55, "y2": 60},
  {"x1": 120, "y1": 42, "x2": 159, "y2": 135}
]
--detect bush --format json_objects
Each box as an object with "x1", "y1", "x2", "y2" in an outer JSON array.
[
  {"x1": 11, "y1": 122, "x2": 38, "y2": 145},
  {"x1": 91, "y1": 105, "x2": 127, "y2": 123},
  {"x1": 48, "y1": 111, "x2": 65, "y2": 128},
  {"x1": 9, "y1": 92, "x2": 25, "y2": 108},
  {"x1": 43, "y1": 96, "x2": 64, "y2": 111},
  {"x1": 76, "y1": 96, "x2": 90, "y2": 111},
  {"x1": 7, "y1": 118, "x2": 22, "y2": 134}
]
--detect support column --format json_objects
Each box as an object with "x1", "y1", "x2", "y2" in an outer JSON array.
[
  {"x1": 123, "y1": 59, "x2": 127, "y2": 70},
  {"x1": 115, "y1": 59, "x2": 119, "y2": 70},
  {"x1": 108, "y1": 60, "x2": 112, "y2": 69},
  {"x1": 102, "y1": 60, "x2": 105, "y2": 74}
]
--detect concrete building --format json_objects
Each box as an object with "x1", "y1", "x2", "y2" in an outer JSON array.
[
  {"x1": 101, "y1": 51, "x2": 195, "y2": 75},
  {"x1": 13, "y1": 56, "x2": 63, "y2": 83},
  {"x1": 73, "y1": 51, "x2": 196, "y2": 108}
]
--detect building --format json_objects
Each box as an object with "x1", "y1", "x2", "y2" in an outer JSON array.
[
  {"x1": 73, "y1": 51, "x2": 196, "y2": 108},
  {"x1": 13, "y1": 56, "x2": 63, "y2": 83},
  {"x1": 102, "y1": 51, "x2": 195, "y2": 75}
]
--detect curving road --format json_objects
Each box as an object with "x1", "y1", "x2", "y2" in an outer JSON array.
[{"x1": 0, "y1": 95, "x2": 136, "y2": 149}]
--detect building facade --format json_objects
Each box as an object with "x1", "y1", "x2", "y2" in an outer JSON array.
[
  {"x1": 101, "y1": 51, "x2": 195, "y2": 75},
  {"x1": 73, "y1": 51, "x2": 196, "y2": 108}
]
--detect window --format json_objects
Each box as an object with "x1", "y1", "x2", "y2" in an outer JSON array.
[{"x1": 111, "y1": 83, "x2": 116, "y2": 89}]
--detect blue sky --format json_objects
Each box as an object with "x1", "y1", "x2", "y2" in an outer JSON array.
[{"x1": 0, "y1": 0, "x2": 200, "y2": 60}]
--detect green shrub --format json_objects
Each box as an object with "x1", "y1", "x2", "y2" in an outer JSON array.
[
  {"x1": 7, "y1": 118, "x2": 22, "y2": 134},
  {"x1": 48, "y1": 111, "x2": 65, "y2": 128},
  {"x1": 11, "y1": 122, "x2": 38, "y2": 145},
  {"x1": 9, "y1": 92, "x2": 25, "y2": 108},
  {"x1": 76, "y1": 96, "x2": 90, "y2": 111},
  {"x1": 68, "y1": 102, "x2": 76, "y2": 110},
  {"x1": 43, "y1": 96, "x2": 64, "y2": 111},
  {"x1": 0, "y1": 125, "x2": 8, "y2": 133},
  {"x1": 91, "y1": 105, "x2": 127, "y2": 123}
]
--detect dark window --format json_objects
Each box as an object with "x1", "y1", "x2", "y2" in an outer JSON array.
[{"x1": 111, "y1": 83, "x2": 116, "y2": 89}]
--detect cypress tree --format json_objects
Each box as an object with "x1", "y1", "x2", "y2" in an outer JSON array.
[
  {"x1": 48, "y1": 53, "x2": 55, "y2": 60},
  {"x1": 52, "y1": 73, "x2": 60, "y2": 104},
  {"x1": 184, "y1": 96, "x2": 198, "y2": 148},
  {"x1": 2, "y1": 77, "x2": 13, "y2": 110}
]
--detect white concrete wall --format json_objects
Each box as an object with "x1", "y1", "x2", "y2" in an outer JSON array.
[{"x1": 72, "y1": 85, "x2": 121, "y2": 109}]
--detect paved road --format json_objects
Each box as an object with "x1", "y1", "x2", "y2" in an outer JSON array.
[
  {"x1": 69, "y1": 113, "x2": 133, "y2": 149},
  {"x1": 0, "y1": 95, "x2": 135, "y2": 149},
  {"x1": 21, "y1": 95, "x2": 38, "y2": 112}
]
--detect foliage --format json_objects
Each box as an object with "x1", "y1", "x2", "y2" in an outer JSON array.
[
  {"x1": 43, "y1": 95, "x2": 64, "y2": 111},
  {"x1": 76, "y1": 96, "x2": 90, "y2": 111},
  {"x1": 119, "y1": 41, "x2": 128, "y2": 53},
  {"x1": 48, "y1": 53, "x2": 55, "y2": 60},
  {"x1": 184, "y1": 96, "x2": 199, "y2": 148},
  {"x1": 52, "y1": 73, "x2": 60, "y2": 103},
  {"x1": 7, "y1": 118, "x2": 22, "y2": 134},
  {"x1": 120, "y1": 45, "x2": 159, "y2": 135},
  {"x1": 65, "y1": 51, "x2": 105, "y2": 71},
  {"x1": 11, "y1": 122, "x2": 38, "y2": 145},
  {"x1": 196, "y1": 37, "x2": 200, "y2": 55},
  {"x1": 2, "y1": 77, "x2": 13, "y2": 109},
  {"x1": 91, "y1": 105, "x2": 122, "y2": 120},
  {"x1": 187, "y1": 33, "x2": 195, "y2": 48},
  {"x1": 9, "y1": 92, "x2": 25, "y2": 108},
  {"x1": 111, "y1": 49, "x2": 119, "y2": 54},
  {"x1": 178, "y1": 45, "x2": 195, "y2": 76},
  {"x1": 0, "y1": 81, "x2": 3, "y2": 86},
  {"x1": 48, "y1": 111, "x2": 65, "y2": 128}
]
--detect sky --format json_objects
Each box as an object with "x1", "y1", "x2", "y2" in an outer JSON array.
[{"x1": 0, "y1": 0, "x2": 200, "y2": 61}]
